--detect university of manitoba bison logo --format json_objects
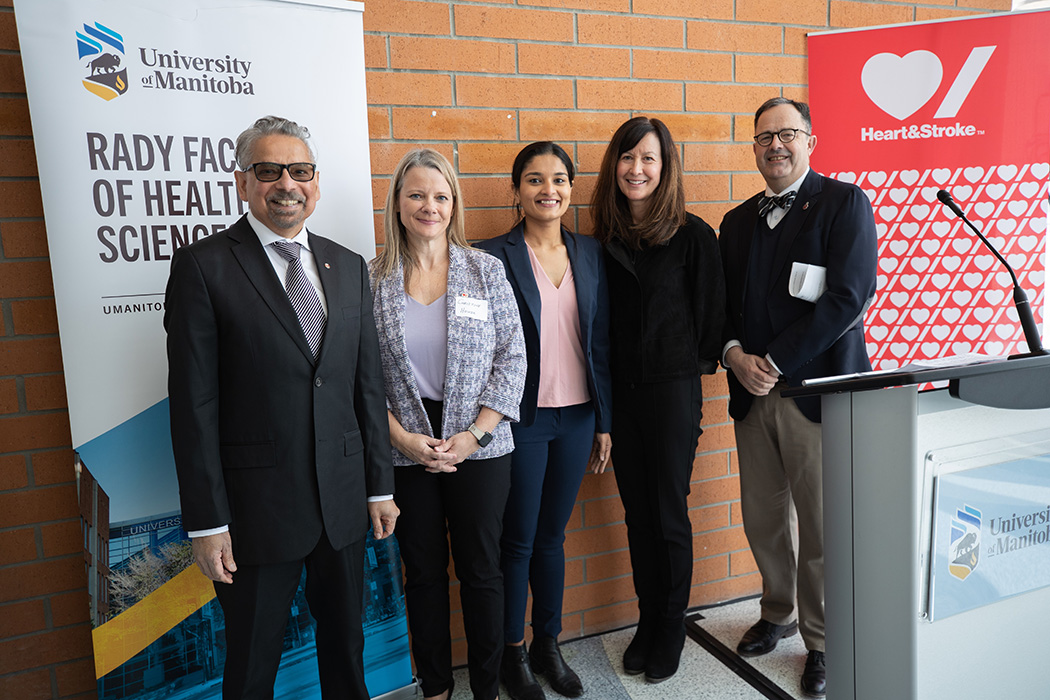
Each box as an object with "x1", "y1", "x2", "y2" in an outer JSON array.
[
  {"x1": 949, "y1": 504, "x2": 982, "y2": 581},
  {"x1": 77, "y1": 21, "x2": 128, "y2": 101}
]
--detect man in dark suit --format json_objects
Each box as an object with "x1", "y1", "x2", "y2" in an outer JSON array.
[
  {"x1": 719, "y1": 98, "x2": 877, "y2": 699},
  {"x1": 165, "y1": 116, "x2": 398, "y2": 700}
]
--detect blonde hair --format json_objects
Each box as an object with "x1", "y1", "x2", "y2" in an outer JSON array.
[{"x1": 373, "y1": 148, "x2": 467, "y2": 280}]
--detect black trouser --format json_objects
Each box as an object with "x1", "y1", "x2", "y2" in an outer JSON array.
[
  {"x1": 215, "y1": 530, "x2": 368, "y2": 700},
  {"x1": 395, "y1": 398, "x2": 511, "y2": 700},
  {"x1": 611, "y1": 377, "x2": 702, "y2": 631}
]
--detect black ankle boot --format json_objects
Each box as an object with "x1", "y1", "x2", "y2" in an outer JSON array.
[
  {"x1": 623, "y1": 619, "x2": 657, "y2": 675},
  {"x1": 644, "y1": 621, "x2": 686, "y2": 684},
  {"x1": 501, "y1": 644, "x2": 545, "y2": 700},
  {"x1": 529, "y1": 635, "x2": 583, "y2": 698}
]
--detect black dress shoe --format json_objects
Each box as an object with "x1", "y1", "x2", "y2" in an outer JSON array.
[
  {"x1": 644, "y1": 622, "x2": 685, "y2": 684},
  {"x1": 501, "y1": 644, "x2": 545, "y2": 700},
  {"x1": 801, "y1": 650, "x2": 826, "y2": 698},
  {"x1": 529, "y1": 636, "x2": 582, "y2": 698},
  {"x1": 736, "y1": 618, "x2": 798, "y2": 657},
  {"x1": 622, "y1": 620, "x2": 656, "y2": 675}
]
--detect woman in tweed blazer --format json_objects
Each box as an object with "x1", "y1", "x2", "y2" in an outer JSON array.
[{"x1": 369, "y1": 148, "x2": 526, "y2": 700}]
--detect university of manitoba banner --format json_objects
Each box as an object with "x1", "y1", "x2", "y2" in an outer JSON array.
[
  {"x1": 809, "y1": 10, "x2": 1050, "y2": 369},
  {"x1": 13, "y1": 1, "x2": 414, "y2": 697}
]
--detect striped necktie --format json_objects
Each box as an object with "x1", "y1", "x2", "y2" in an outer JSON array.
[
  {"x1": 271, "y1": 240, "x2": 326, "y2": 360},
  {"x1": 757, "y1": 190, "x2": 797, "y2": 218}
]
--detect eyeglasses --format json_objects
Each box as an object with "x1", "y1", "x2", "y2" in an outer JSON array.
[
  {"x1": 244, "y1": 162, "x2": 317, "y2": 182},
  {"x1": 754, "y1": 129, "x2": 810, "y2": 147}
]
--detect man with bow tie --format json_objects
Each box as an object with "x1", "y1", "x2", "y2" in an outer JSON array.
[
  {"x1": 165, "y1": 116, "x2": 398, "y2": 700},
  {"x1": 718, "y1": 98, "x2": 877, "y2": 699}
]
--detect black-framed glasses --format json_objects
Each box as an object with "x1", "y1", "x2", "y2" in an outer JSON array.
[
  {"x1": 244, "y1": 162, "x2": 317, "y2": 182},
  {"x1": 754, "y1": 129, "x2": 810, "y2": 147}
]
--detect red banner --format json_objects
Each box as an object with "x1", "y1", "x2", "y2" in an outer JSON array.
[{"x1": 809, "y1": 11, "x2": 1049, "y2": 368}]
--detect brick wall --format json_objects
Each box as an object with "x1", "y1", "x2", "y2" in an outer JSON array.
[{"x1": 1, "y1": 0, "x2": 1011, "y2": 697}]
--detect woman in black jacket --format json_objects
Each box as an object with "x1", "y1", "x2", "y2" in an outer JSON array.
[{"x1": 589, "y1": 116, "x2": 726, "y2": 684}]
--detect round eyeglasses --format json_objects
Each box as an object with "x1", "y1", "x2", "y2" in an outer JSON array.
[
  {"x1": 244, "y1": 162, "x2": 317, "y2": 182},
  {"x1": 753, "y1": 129, "x2": 810, "y2": 147}
]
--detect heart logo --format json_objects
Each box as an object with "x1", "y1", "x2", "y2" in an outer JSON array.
[{"x1": 861, "y1": 51, "x2": 943, "y2": 120}]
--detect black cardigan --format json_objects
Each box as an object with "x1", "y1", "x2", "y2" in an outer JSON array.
[{"x1": 603, "y1": 213, "x2": 727, "y2": 384}]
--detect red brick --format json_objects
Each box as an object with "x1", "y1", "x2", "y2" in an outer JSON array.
[
  {"x1": 565, "y1": 557, "x2": 584, "y2": 587},
  {"x1": 0, "y1": 485, "x2": 77, "y2": 529},
  {"x1": 684, "y1": 173, "x2": 731, "y2": 204},
  {"x1": 458, "y1": 142, "x2": 530, "y2": 175},
  {"x1": 454, "y1": 5, "x2": 573, "y2": 42},
  {"x1": 0, "y1": 413, "x2": 71, "y2": 453},
  {"x1": 559, "y1": 612, "x2": 582, "y2": 638},
  {"x1": 0, "y1": 221, "x2": 48, "y2": 258},
  {"x1": 730, "y1": 548, "x2": 758, "y2": 576},
  {"x1": 366, "y1": 72, "x2": 452, "y2": 106},
  {"x1": 0, "y1": 260, "x2": 55, "y2": 299},
  {"x1": 0, "y1": 669, "x2": 51, "y2": 700},
  {"x1": 460, "y1": 177, "x2": 514, "y2": 209},
  {"x1": 367, "y1": 107, "x2": 390, "y2": 140},
  {"x1": 363, "y1": 35, "x2": 386, "y2": 69},
  {"x1": 782, "y1": 86, "x2": 808, "y2": 105},
  {"x1": 362, "y1": 0, "x2": 450, "y2": 34},
  {"x1": 0, "y1": 454, "x2": 28, "y2": 490},
  {"x1": 566, "y1": 504, "x2": 583, "y2": 531},
  {"x1": 519, "y1": 0, "x2": 626, "y2": 10},
  {"x1": 0, "y1": 98, "x2": 30, "y2": 137},
  {"x1": 562, "y1": 575, "x2": 635, "y2": 613},
  {"x1": 691, "y1": 571, "x2": 762, "y2": 606},
  {"x1": 785, "y1": 27, "x2": 810, "y2": 56},
  {"x1": 368, "y1": 142, "x2": 455, "y2": 175},
  {"x1": 693, "y1": 525, "x2": 750, "y2": 560},
  {"x1": 687, "y1": 22, "x2": 782, "y2": 54},
  {"x1": 11, "y1": 299, "x2": 57, "y2": 336},
  {"x1": 693, "y1": 552, "x2": 729, "y2": 584},
  {"x1": 0, "y1": 556, "x2": 86, "y2": 606},
  {"x1": 393, "y1": 107, "x2": 517, "y2": 141},
  {"x1": 830, "y1": 1, "x2": 913, "y2": 28},
  {"x1": 30, "y1": 450, "x2": 75, "y2": 487},
  {"x1": 701, "y1": 397, "x2": 729, "y2": 427},
  {"x1": 456, "y1": 75, "x2": 573, "y2": 109},
  {"x1": 518, "y1": 44, "x2": 629, "y2": 79},
  {"x1": 691, "y1": 503, "x2": 731, "y2": 535},
  {"x1": 577, "y1": 14, "x2": 683, "y2": 48},
  {"x1": 40, "y1": 520, "x2": 81, "y2": 558},
  {"x1": 735, "y1": 54, "x2": 807, "y2": 86},
  {"x1": 0, "y1": 624, "x2": 94, "y2": 675},
  {"x1": 0, "y1": 377, "x2": 17, "y2": 414},
  {"x1": 519, "y1": 111, "x2": 628, "y2": 143},
  {"x1": 23, "y1": 375, "x2": 67, "y2": 412},
  {"x1": 0, "y1": 10, "x2": 19, "y2": 50},
  {"x1": 654, "y1": 113, "x2": 731, "y2": 143},
  {"x1": 0, "y1": 181, "x2": 43, "y2": 218},
  {"x1": 50, "y1": 590, "x2": 91, "y2": 627},
  {"x1": 632, "y1": 0, "x2": 732, "y2": 20},
  {"x1": 0, "y1": 599, "x2": 47, "y2": 638},
  {"x1": 732, "y1": 172, "x2": 767, "y2": 200},
  {"x1": 581, "y1": 600, "x2": 638, "y2": 633},
  {"x1": 633, "y1": 49, "x2": 732, "y2": 82},
  {"x1": 390, "y1": 37, "x2": 514, "y2": 73},
  {"x1": 575, "y1": 469, "x2": 620, "y2": 501},
  {"x1": 957, "y1": 0, "x2": 1010, "y2": 8},
  {"x1": 564, "y1": 522, "x2": 627, "y2": 558},
  {"x1": 463, "y1": 208, "x2": 514, "y2": 240},
  {"x1": 54, "y1": 657, "x2": 96, "y2": 697},
  {"x1": 0, "y1": 54, "x2": 24, "y2": 93},
  {"x1": 584, "y1": 549, "x2": 631, "y2": 582},
  {"x1": 687, "y1": 83, "x2": 780, "y2": 115},
  {"x1": 736, "y1": 0, "x2": 827, "y2": 27},
  {"x1": 703, "y1": 371, "x2": 729, "y2": 397},
  {"x1": 578, "y1": 80, "x2": 681, "y2": 112},
  {"x1": 685, "y1": 142, "x2": 755, "y2": 172},
  {"x1": 0, "y1": 526, "x2": 37, "y2": 566},
  {"x1": 581, "y1": 495, "x2": 625, "y2": 528},
  {"x1": 693, "y1": 451, "x2": 731, "y2": 481},
  {"x1": 915, "y1": 7, "x2": 987, "y2": 21},
  {"x1": 690, "y1": 202, "x2": 734, "y2": 228},
  {"x1": 0, "y1": 139, "x2": 37, "y2": 177}
]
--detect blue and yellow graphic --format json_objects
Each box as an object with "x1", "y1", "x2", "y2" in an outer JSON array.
[
  {"x1": 949, "y1": 504, "x2": 981, "y2": 581},
  {"x1": 77, "y1": 21, "x2": 128, "y2": 100}
]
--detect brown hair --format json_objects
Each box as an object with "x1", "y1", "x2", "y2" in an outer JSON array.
[{"x1": 590, "y1": 116, "x2": 685, "y2": 248}]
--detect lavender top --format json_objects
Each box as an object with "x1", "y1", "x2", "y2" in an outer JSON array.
[{"x1": 405, "y1": 293, "x2": 448, "y2": 401}]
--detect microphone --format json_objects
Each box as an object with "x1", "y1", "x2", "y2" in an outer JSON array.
[{"x1": 937, "y1": 188, "x2": 1045, "y2": 356}]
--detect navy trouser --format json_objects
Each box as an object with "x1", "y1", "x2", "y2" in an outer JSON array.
[{"x1": 502, "y1": 402, "x2": 595, "y2": 644}]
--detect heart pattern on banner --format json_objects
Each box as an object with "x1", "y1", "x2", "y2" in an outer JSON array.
[{"x1": 832, "y1": 163, "x2": 1049, "y2": 370}]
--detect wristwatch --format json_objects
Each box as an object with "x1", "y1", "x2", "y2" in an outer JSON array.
[{"x1": 467, "y1": 423, "x2": 493, "y2": 448}]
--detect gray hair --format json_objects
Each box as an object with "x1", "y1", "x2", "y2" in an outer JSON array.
[{"x1": 235, "y1": 115, "x2": 316, "y2": 169}]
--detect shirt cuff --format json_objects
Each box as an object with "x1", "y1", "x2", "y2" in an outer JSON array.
[
  {"x1": 765, "y1": 353, "x2": 783, "y2": 376},
  {"x1": 722, "y1": 339, "x2": 742, "y2": 367},
  {"x1": 187, "y1": 525, "x2": 229, "y2": 538},
  {"x1": 368, "y1": 494, "x2": 393, "y2": 502}
]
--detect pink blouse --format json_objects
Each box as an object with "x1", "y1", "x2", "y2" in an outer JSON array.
[{"x1": 527, "y1": 242, "x2": 591, "y2": 408}]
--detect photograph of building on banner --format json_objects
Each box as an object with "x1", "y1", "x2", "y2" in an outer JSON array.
[
  {"x1": 809, "y1": 10, "x2": 1050, "y2": 372},
  {"x1": 13, "y1": 1, "x2": 415, "y2": 698}
]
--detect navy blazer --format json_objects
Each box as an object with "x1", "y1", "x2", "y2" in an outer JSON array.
[
  {"x1": 477, "y1": 224, "x2": 612, "y2": 433},
  {"x1": 719, "y1": 170, "x2": 878, "y2": 422}
]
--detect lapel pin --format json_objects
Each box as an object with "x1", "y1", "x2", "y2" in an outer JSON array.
[
  {"x1": 802, "y1": 202, "x2": 809, "y2": 210},
  {"x1": 324, "y1": 262, "x2": 331, "y2": 269}
]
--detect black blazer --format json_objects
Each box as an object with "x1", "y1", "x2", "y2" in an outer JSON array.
[
  {"x1": 477, "y1": 224, "x2": 612, "y2": 433},
  {"x1": 719, "y1": 170, "x2": 878, "y2": 422},
  {"x1": 164, "y1": 216, "x2": 394, "y2": 565}
]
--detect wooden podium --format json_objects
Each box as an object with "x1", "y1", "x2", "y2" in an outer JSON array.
[{"x1": 785, "y1": 354, "x2": 1050, "y2": 700}]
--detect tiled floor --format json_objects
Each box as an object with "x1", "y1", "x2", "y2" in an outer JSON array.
[{"x1": 446, "y1": 597, "x2": 820, "y2": 700}]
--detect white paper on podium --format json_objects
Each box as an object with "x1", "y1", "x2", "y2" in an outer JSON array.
[{"x1": 789, "y1": 262, "x2": 827, "y2": 302}]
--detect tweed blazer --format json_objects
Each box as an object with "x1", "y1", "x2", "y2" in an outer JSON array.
[{"x1": 370, "y1": 245, "x2": 527, "y2": 466}]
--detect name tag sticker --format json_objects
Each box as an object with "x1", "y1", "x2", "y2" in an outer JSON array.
[{"x1": 455, "y1": 295, "x2": 489, "y2": 321}]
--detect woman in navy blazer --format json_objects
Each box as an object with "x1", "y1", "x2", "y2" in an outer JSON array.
[
  {"x1": 370, "y1": 148, "x2": 526, "y2": 700},
  {"x1": 477, "y1": 142, "x2": 612, "y2": 700}
]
